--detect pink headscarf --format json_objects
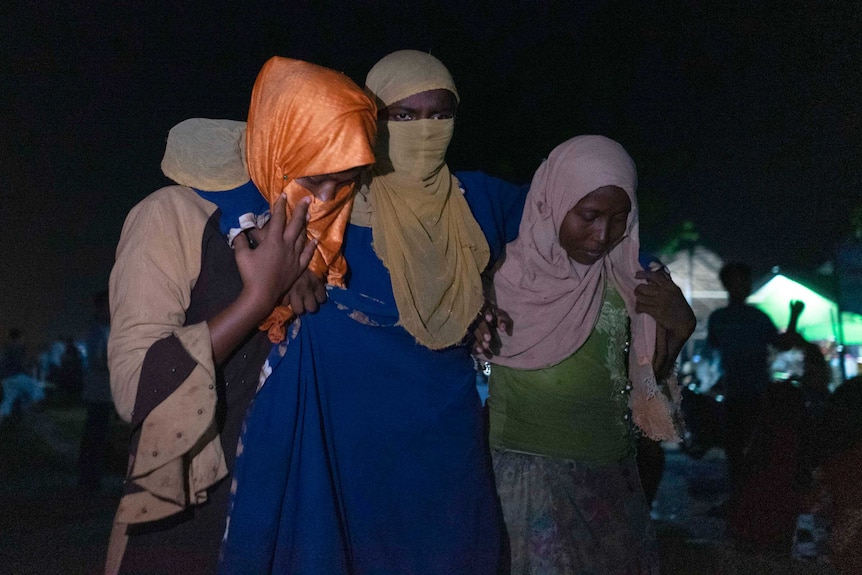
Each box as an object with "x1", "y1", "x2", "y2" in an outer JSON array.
[{"x1": 491, "y1": 136, "x2": 679, "y2": 440}]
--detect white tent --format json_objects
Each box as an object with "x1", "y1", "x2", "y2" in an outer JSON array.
[{"x1": 661, "y1": 245, "x2": 727, "y2": 343}]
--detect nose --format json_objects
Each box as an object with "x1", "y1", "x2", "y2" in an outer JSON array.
[
  {"x1": 315, "y1": 182, "x2": 337, "y2": 202},
  {"x1": 595, "y1": 219, "x2": 611, "y2": 245}
]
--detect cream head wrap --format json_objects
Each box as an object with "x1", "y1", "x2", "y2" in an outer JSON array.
[
  {"x1": 161, "y1": 118, "x2": 249, "y2": 191},
  {"x1": 491, "y1": 136, "x2": 681, "y2": 441},
  {"x1": 364, "y1": 50, "x2": 459, "y2": 108},
  {"x1": 360, "y1": 50, "x2": 489, "y2": 350}
]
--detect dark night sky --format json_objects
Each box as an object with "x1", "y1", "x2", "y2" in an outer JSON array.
[{"x1": 2, "y1": 1, "x2": 860, "y2": 347}]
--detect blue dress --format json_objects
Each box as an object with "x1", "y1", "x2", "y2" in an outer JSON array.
[{"x1": 219, "y1": 172, "x2": 526, "y2": 574}]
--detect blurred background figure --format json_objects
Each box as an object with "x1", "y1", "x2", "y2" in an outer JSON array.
[
  {"x1": 54, "y1": 337, "x2": 84, "y2": 404},
  {"x1": 0, "y1": 328, "x2": 45, "y2": 423},
  {"x1": 806, "y1": 376, "x2": 862, "y2": 573},
  {"x1": 706, "y1": 262, "x2": 778, "y2": 507},
  {"x1": 77, "y1": 289, "x2": 115, "y2": 492},
  {"x1": 1, "y1": 328, "x2": 26, "y2": 380},
  {"x1": 727, "y1": 300, "x2": 831, "y2": 552}
]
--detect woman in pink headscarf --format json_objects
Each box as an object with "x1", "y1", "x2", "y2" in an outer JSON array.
[{"x1": 483, "y1": 136, "x2": 695, "y2": 574}]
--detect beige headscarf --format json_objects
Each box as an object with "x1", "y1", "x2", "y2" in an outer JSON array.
[
  {"x1": 161, "y1": 118, "x2": 250, "y2": 191},
  {"x1": 491, "y1": 136, "x2": 681, "y2": 441},
  {"x1": 359, "y1": 50, "x2": 489, "y2": 350}
]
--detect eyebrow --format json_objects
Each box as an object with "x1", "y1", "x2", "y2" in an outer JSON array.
[
  {"x1": 388, "y1": 104, "x2": 455, "y2": 114},
  {"x1": 388, "y1": 104, "x2": 420, "y2": 113}
]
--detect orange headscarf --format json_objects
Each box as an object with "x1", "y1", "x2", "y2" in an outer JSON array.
[{"x1": 247, "y1": 57, "x2": 377, "y2": 342}]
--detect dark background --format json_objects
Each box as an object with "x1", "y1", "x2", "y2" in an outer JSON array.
[{"x1": 2, "y1": 0, "x2": 860, "y2": 346}]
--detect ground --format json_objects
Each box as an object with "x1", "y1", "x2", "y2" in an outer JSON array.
[{"x1": 0, "y1": 406, "x2": 841, "y2": 575}]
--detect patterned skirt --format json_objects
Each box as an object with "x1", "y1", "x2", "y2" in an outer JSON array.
[{"x1": 492, "y1": 450, "x2": 659, "y2": 575}]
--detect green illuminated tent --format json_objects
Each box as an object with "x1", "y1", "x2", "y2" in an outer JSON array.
[{"x1": 749, "y1": 274, "x2": 862, "y2": 344}]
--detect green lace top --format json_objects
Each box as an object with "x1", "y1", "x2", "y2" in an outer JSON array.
[{"x1": 488, "y1": 282, "x2": 635, "y2": 464}]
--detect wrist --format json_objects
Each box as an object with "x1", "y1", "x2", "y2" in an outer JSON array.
[{"x1": 235, "y1": 286, "x2": 278, "y2": 325}]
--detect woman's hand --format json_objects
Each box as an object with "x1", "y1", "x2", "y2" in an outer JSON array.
[
  {"x1": 208, "y1": 194, "x2": 316, "y2": 363},
  {"x1": 635, "y1": 267, "x2": 696, "y2": 379},
  {"x1": 281, "y1": 269, "x2": 328, "y2": 315},
  {"x1": 470, "y1": 301, "x2": 513, "y2": 359},
  {"x1": 234, "y1": 194, "x2": 317, "y2": 315},
  {"x1": 635, "y1": 268, "x2": 696, "y2": 337}
]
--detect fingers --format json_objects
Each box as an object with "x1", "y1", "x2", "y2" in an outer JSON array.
[
  {"x1": 282, "y1": 271, "x2": 325, "y2": 316},
  {"x1": 303, "y1": 292, "x2": 321, "y2": 314},
  {"x1": 299, "y1": 275, "x2": 323, "y2": 314},
  {"x1": 269, "y1": 193, "x2": 288, "y2": 232},
  {"x1": 636, "y1": 269, "x2": 673, "y2": 286},
  {"x1": 273, "y1": 196, "x2": 314, "y2": 269},
  {"x1": 497, "y1": 309, "x2": 514, "y2": 336},
  {"x1": 233, "y1": 231, "x2": 250, "y2": 254},
  {"x1": 473, "y1": 304, "x2": 513, "y2": 354},
  {"x1": 480, "y1": 321, "x2": 503, "y2": 357},
  {"x1": 471, "y1": 322, "x2": 493, "y2": 357},
  {"x1": 653, "y1": 348, "x2": 669, "y2": 377},
  {"x1": 284, "y1": 196, "x2": 312, "y2": 243},
  {"x1": 636, "y1": 279, "x2": 678, "y2": 303},
  {"x1": 313, "y1": 280, "x2": 327, "y2": 304},
  {"x1": 634, "y1": 287, "x2": 657, "y2": 308},
  {"x1": 243, "y1": 228, "x2": 263, "y2": 249},
  {"x1": 298, "y1": 238, "x2": 317, "y2": 270},
  {"x1": 288, "y1": 288, "x2": 316, "y2": 316}
]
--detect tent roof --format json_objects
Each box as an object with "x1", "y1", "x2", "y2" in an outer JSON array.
[
  {"x1": 749, "y1": 273, "x2": 862, "y2": 344},
  {"x1": 663, "y1": 245, "x2": 726, "y2": 341}
]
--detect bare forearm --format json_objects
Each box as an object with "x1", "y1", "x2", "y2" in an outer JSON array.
[
  {"x1": 207, "y1": 290, "x2": 271, "y2": 364},
  {"x1": 663, "y1": 332, "x2": 688, "y2": 374},
  {"x1": 658, "y1": 320, "x2": 695, "y2": 379}
]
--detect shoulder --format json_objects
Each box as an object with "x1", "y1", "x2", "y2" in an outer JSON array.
[
  {"x1": 127, "y1": 185, "x2": 215, "y2": 225},
  {"x1": 745, "y1": 304, "x2": 773, "y2": 322},
  {"x1": 708, "y1": 307, "x2": 727, "y2": 322},
  {"x1": 112, "y1": 186, "x2": 218, "y2": 297},
  {"x1": 455, "y1": 171, "x2": 527, "y2": 204},
  {"x1": 118, "y1": 186, "x2": 217, "y2": 249},
  {"x1": 752, "y1": 306, "x2": 778, "y2": 329},
  {"x1": 454, "y1": 170, "x2": 528, "y2": 258}
]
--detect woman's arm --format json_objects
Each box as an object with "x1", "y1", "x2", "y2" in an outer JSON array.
[
  {"x1": 109, "y1": 192, "x2": 313, "y2": 421},
  {"x1": 634, "y1": 268, "x2": 696, "y2": 379},
  {"x1": 107, "y1": 190, "x2": 316, "y2": 526},
  {"x1": 470, "y1": 267, "x2": 513, "y2": 358}
]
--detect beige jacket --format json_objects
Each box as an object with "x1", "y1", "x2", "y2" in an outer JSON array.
[
  {"x1": 108, "y1": 187, "x2": 227, "y2": 523},
  {"x1": 105, "y1": 118, "x2": 256, "y2": 574}
]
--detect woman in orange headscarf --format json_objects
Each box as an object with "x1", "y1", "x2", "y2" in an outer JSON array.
[{"x1": 247, "y1": 56, "x2": 377, "y2": 343}]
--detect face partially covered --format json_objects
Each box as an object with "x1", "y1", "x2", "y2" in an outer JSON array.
[
  {"x1": 379, "y1": 89, "x2": 457, "y2": 122},
  {"x1": 559, "y1": 185, "x2": 631, "y2": 266},
  {"x1": 295, "y1": 166, "x2": 366, "y2": 202}
]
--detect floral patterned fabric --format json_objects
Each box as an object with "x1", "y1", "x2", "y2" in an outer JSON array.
[{"x1": 492, "y1": 450, "x2": 659, "y2": 575}]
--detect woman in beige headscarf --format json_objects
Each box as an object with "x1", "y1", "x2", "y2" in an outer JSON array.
[
  {"x1": 353, "y1": 49, "x2": 490, "y2": 349},
  {"x1": 220, "y1": 50, "x2": 528, "y2": 574}
]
